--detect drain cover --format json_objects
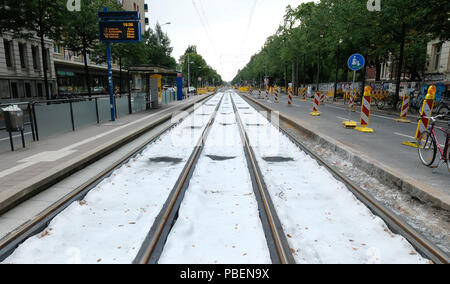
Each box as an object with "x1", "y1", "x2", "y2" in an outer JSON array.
[
  {"x1": 150, "y1": 157, "x2": 183, "y2": 164},
  {"x1": 206, "y1": 155, "x2": 236, "y2": 161},
  {"x1": 262, "y1": 156, "x2": 295, "y2": 162},
  {"x1": 246, "y1": 123, "x2": 265, "y2": 126}
]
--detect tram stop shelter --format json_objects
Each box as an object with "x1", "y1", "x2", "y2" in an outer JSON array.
[{"x1": 126, "y1": 65, "x2": 179, "y2": 110}]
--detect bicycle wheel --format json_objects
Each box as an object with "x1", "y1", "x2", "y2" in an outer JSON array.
[
  {"x1": 418, "y1": 131, "x2": 437, "y2": 167},
  {"x1": 446, "y1": 145, "x2": 450, "y2": 173},
  {"x1": 376, "y1": 99, "x2": 386, "y2": 110}
]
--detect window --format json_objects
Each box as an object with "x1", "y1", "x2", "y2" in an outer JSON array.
[
  {"x1": 10, "y1": 82, "x2": 18, "y2": 98},
  {"x1": 32, "y1": 46, "x2": 39, "y2": 70},
  {"x1": 25, "y1": 82, "x2": 31, "y2": 98},
  {"x1": 3, "y1": 39, "x2": 13, "y2": 68},
  {"x1": 434, "y1": 43, "x2": 442, "y2": 71},
  {"x1": 37, "y1": 83, "x2": 43, "y2": 97},
  {"x1": 53, "y1": 44, "x2": 62, "y2": 54},
  {"x1": 19, "y1": 43, "x2": 27, "y2": 69}
]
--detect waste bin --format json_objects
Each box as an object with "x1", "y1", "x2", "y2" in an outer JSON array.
[{"x1": 3, "y1": 105, "x2": 24, "y2": 132}]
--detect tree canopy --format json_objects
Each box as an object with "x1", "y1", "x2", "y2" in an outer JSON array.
[{"x1": 232, "y1": 0, "x2": 450, "y2": 89}]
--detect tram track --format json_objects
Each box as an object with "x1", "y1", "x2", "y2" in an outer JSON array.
[
  {"x1": 239, "y1": 92, "x2": 449, "y2": 264},
  {"x1": 0, "y1": 93, "x2": 218, "y2": 263},
  {"x1": 1, "y1": 88, "x2": 446, "y2": 264},
  {"x1": 135, "y1": 91, "x2": 294, "y2": 264}
]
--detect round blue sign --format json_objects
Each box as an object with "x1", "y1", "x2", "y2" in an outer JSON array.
[{"x1": 348, "y1": 54, "x2": 365, "y2": 71}]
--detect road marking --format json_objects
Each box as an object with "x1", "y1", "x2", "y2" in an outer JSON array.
[
  {"x1": 394, "y1": 132, "x2": 415, "y2": 139},
  {"x1": 0, "y1": 132, "x2": 32, "y2": 142},
  {"x1": 336, "y1": 116, "x2": 350, "y2": 121}
]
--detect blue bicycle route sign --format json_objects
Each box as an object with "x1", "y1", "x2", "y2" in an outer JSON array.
[{"x1": 348, "y1": 54, "x2": 365, "y2": 71}]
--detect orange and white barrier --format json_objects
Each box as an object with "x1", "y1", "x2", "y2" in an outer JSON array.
[
  {"x1": 274, "y1": 87, "x2": 279, "y2": 103},
  {"x1": 415, "y1": 86, "x2": 436, "y2": 140},
  {"x1": 265, "y1": 87, "x2": 269, "y2": 101},
  {"x1": 396, "y1": 94, "x2": 411, "y2": 123},
  {"x1": 310, "y1": 92, "x2": 321, "y2": 116},
  {"x1": 355, "y1": 86, "x2": 373, "y2": 133},
  {"x1": 348, "y1": 92, "x2": 355, "y2": 111},
  {"x1": 288, "y1": 88, "x2": 293, "y2": 106},
  {"x1": 319, "y1": 92, "x2": 325, "y2": 104},
  {"x1": 258, "y1": 88, "x2": 262, "y2": 99}
]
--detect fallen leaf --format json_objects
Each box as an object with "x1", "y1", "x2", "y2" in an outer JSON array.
[
  {"x1": 287, "y1": 234, "x2": 292, "y2": 238},
  {"x1": 97, "y1": 259, "x2": 102, "y2": 263}
]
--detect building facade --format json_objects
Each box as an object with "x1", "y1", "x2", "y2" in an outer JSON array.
[
  {"x1": 53, "y1": 0, "x2": 149, "y2": 96},
  {"x1": 0, "y1": 1, "x2": 149, "y2": 101},
  {"x1": 424, "y1": 39, "x2": 450, "y2": 82},
  {"x1": 0, "y1": 33, "x2": 57, "y2": 101}
]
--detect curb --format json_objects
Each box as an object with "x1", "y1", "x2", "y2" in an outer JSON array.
[
  {"x1": 242, "y1": 94, "x2": 450, "y2": 212},
  {"x1": 0, "y1": 95, "x2": 213, "y2": 215}
]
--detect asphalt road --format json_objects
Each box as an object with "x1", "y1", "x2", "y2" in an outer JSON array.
[{"x1": 246, "y1": 92, "x2": 449, "y2": 197}]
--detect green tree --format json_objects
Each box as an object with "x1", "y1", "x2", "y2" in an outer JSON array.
[{"x1": 59, "y1": 0, "x2": 122, "y2": 96}]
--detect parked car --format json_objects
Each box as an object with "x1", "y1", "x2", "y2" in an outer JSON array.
[{"x1": 188, "y1": 87, "x2": 197, "y2": 95}]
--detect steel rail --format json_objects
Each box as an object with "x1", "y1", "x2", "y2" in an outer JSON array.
[
  {"x1": 0, "y1": 93, "x2": 216, "y2": 262},
  {"x1": 230, "y1": 92, "x2": 295, "y2": 264},
  {"x1": 240, "y1": 93, "x2": 450, "y2": 265},
  {"x1": 133, "y1": 94, "x2": 224, "y2": 264}
]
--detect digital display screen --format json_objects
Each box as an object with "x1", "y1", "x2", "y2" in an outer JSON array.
[{"x1": 99, "y1": 21, "x2": 141, "y2": 42}]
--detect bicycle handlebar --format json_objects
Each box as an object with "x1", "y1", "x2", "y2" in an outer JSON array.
[{"x1": 419, "y1": 115, "x2": 450, "y2": 122}]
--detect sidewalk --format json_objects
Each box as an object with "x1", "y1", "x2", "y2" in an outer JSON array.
[
  {"x1": 243, "y1": 92, "x2": 450, "y2": 211},
  {"x1": 0, "y1": 94, "x2": 212, "y2": 214}
]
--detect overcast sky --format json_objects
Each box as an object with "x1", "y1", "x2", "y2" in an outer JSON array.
[{"x1": 145, "y1": 0, "x2": 306, "y2": 81}]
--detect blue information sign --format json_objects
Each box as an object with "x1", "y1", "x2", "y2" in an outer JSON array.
[
  {"x1": 348, "y1": 54, "x2": 365, "y2": 71},
  {"x1": 98, "y1": 7, "x2": 143, "y2": 122}
]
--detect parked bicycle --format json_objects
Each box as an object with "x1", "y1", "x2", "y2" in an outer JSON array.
[
  {"x1": 408, "y1": 90, "x2": 424, "y2": 114},
  {"x1": 375, "y1": 91, "x2": 402, "y2": 110},
  {"x1": 417, "y1": 115, "x2": 450, "y2": 173}
]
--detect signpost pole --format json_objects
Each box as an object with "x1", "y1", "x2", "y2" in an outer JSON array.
[{"x1": 107, "y1": 42, "x2": 115, "y2": 122}]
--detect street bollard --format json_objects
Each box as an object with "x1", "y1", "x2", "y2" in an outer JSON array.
[
  {"x1": 348, "y1": 91, "x2": 356, "y2": 112},
  {"x1": 302, "y1": 88, "x2": 307, "y2": 102},
  {"x1": 319, "y1": 92, "x2": 325, "y2": 105},
  {"x1": 396, "y1": 94, "x2": 411, "y2": 123},
  {"x1": 355, "y1": 86, "x2": 374, "y2": 133},
  {"x1": 415, "y1": 85, "x2": 436, "y2": 140},
  {"x1": 310, "y1": 92, "x2": 321, "y2": 116},
  {"x1": 274, "y1": 87, "x2": 279, "y2": 103}
]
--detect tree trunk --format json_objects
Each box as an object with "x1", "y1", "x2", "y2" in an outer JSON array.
[
  {"x1": 375, "y1": 57, "x2": 381, "y2": 81},
  {"x1": 361, "y1": 53, "x2": 368, "y2": 95},
  {"x1": 38, "y1": 0, "x2": 50, "y2": 101},
  {"x1": 334, "y1": 44, "x2": 340, "y2": 98},
  {"x1": 394, "y1": 22, "x2": 406, "y2": 110}
]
